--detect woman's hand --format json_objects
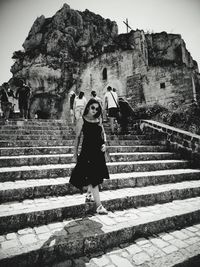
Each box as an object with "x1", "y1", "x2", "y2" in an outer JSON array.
[{"x1": 101, "y1": 144, "x2": 106, "y2": 152}]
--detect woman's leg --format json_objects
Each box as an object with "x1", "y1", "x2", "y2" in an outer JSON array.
[
  {"x1": 90, "y1": 185, "x2": 108, "y2": 214},
  {"x1": 109, "y1": 117, "x2": 115, "y2": 134},
  {"x1": 90, "y1": 185, "x2": 101, "y2": 207},
  {"x1": 70, "y1": 109, "x2": 74, "y2": 124}
]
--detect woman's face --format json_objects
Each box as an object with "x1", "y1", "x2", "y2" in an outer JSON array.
[{"x1": 88, "y1": 103, "x2": 99, "y2": 117}]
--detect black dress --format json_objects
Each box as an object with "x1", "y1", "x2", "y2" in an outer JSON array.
[{"x1": 70, "y1": 117, "x2": 110, "y2": 191}]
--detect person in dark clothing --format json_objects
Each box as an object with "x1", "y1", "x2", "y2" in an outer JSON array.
[
  {"x1": 70, "y1": 98, "x2": 109, "y2": 214},
  {"x1": 69, "y1": 91, "x2": 76, "y2": 124},
  {"x1": 0, "y1": 83, "x2": 13, "y2": 121},
  {"x1": 16, "y1": 83, "x2": 31, "y2": 120},
  {"x1": 118, "y1": 98, "x2": 130, "y2": 134}
]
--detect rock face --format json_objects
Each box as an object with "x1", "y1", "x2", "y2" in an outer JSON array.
[{"x1": 10, "y1": 3, "x2": 200, "y2": 119}]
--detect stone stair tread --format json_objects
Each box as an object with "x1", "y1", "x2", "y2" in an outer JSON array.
[
  {"x1": 110, "y1": 152, "x2": 175, "y2": 155},
  {"x1": 0, "y1": 145, "x2": 168, "y2": 156},
  {"x1": 0, "y1": 145, "x2": 73, "y2": 150},
  {"x1": 0, "y1": 168, "x2": 199, "y2": 192},
  {"x1": 0, "y1": 154, "x2": 74, "y2": 159},
  {"x1": 0, "y1": 145, "x2": 165, "y2": 149},
  {"x1": 0, "y1": 197, "x2": 200, "y2": 265},
  {"x1": 0, "y1": 140, "x2": 164, "y2": 148},
  {"x1": 108, "y1": 159, "x2": 188, "y2": 165},
  {"x1": 0, "y1": 152, "x2": 176, "y2": 160},
  {"x1": 0, "y1": 145, "x2": 167, "y2": 151},
  {"x1": 0, "y1": 169, "x2": 200, "y2": 202},
  {"x1": 107, "y1": 145, "x2": 165, "y2": 148},
  {"x1": 0, "y1": 159, "x2": 189, "y2": 173},
  {"x1": 110, "y1": 168, "x2": 200, "y2": 178},
  {"x1": 1, "y1": 180, "x2": 200, "y2": 217}
]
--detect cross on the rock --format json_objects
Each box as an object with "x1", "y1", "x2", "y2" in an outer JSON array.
[{"x1": 123, "y1": 18, "x2": 133, "y2": 33}]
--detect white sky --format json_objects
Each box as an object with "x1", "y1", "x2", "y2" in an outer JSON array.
[{"x1": 0, "y1": 0, "x2": 200, "y2": 84}]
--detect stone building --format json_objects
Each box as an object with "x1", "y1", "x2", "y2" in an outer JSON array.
[{"x1": 9, "y1": 3, "x2": 200, "y2": 120}]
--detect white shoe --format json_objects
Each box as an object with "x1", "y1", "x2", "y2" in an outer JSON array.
[{"x1": 96, "y1": 205, "x2": 108, "y2": 215}]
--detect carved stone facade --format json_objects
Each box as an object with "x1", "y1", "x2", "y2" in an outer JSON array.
[{"x1": 9, "y1": 3, "x2": 200, "y2": 120}]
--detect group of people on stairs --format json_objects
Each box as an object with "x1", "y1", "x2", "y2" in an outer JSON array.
[{"x1": 0, "y1": 79, "x2": 31, "y2": 122}]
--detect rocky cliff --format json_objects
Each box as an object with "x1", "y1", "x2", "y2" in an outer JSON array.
[{"x1": 11, "y1": 4, "x2": 118, "y2": 95}]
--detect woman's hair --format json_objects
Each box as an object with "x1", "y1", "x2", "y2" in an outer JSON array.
[
  {"x1": 83, "y1": 98, "x2": 102, "y2": 118},
  {"x1": 78, "y1": 91, "x2": 84, "y2": 99}
]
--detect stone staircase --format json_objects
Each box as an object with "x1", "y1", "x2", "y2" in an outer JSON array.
[{"x1": 0, "y1": 119, "x2": 200, "y2": 267}]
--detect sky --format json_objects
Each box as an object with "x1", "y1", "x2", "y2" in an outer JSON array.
[{"x1": 0, "y1": 0, "x2": 200, "y2": 85}]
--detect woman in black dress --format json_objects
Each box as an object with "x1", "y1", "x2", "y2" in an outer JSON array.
[{"x1": 70, "y1": 98, "x2": 109, "y2": 214}]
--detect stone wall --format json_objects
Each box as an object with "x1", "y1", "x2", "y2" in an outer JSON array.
[
  {"x1": 140, "y1": 120, "x2": 200, "y2": 167},
  {"x1": 76, "y1": 53, "x2": 195, "y2": 110},
  {"x1": 142, "y1": 66, "x2": 194, "y2": 107},
  {"x1": 78, "y1": 50, "x2": 134, "y2": 100}
]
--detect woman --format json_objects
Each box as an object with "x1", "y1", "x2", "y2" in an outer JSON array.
[
  {"x1": 73, "y1": 91, "x2": 87, "y2": 122},
  {"x1": 70, "y1": 98, "x2": 109, "y2": 214}
]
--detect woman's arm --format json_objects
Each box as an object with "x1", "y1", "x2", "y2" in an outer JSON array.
[
  {"x1": 101, "y1": 124, "x2": 107, "y2": 143},
  {"x1": 73, "y1": 118, "x2": 83, "y2": 161},
  {"x1": 100, "y1": 122, "x2": 107, "y2": 152}
]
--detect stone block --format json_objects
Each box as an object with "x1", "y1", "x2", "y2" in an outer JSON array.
[
  {"x1": 125, "y1": 244, "x2": 143, "y2": 255},
  {"x1": 1, "y1": 239, "x2": 19, "y2": 250},
  {"x1": 6, "y1": 233, "x2": 18, "y2": 240},
  {"x1": 109, "y1": 255, "x2": 133, "y2": 267},
  {"x1": 19, "y1": 234, "x2": 38, "y2": 246},
  {"x1": 131, "y1": 251, "x2": 151, "y2": 265},
  {"x1": 162, "y1": 245, "x2": 178, "y2": 254}
]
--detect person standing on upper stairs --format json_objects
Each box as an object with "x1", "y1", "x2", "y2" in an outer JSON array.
[
  {"x1": 103, "y1": 86, "x2": 119, "y2": 134},
  {"x1": 73, "y1": 91, "x2": 87, "y2": 123},
  {"x1": 69, "y1": 90, "x2": 76, "y2": 124},
  {"x1": 90, "y1": 91, "x2": 103, "y2": 106},
  {"x1": 15, "y1": 80, "x2": 31, "y2": 120},
  {"x1": 0, "y1": 82, "x2": 14, "y2": 122}
]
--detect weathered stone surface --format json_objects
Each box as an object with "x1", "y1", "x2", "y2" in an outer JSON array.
[{"x1": 140, "y1": 120, "x2": 200, "y2": 167}]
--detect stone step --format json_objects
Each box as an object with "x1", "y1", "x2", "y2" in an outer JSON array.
[
  {"x1": 1, "y1": 169, "x2": 200, "y2": 203},
  {"x1": 0, "y1": 119, "x2": 133, "y2": 125},
  {"x1": 0, "y1": 196, "x2": 200, "y2": 266},
  {"x1": 0, "y1": 160, "x2": 190, "y2": 182},
  {"x1": 0, "y1": 125, "x2": 73, "y2": 131},
  {"x1": 71, "y1": 224, "x2": 200, "y2": 267},
  {"x1": 0, "y1": 119, "x2": 134, "y2": 127},
  {"x1": 0, "y1": 145, "x2": 168, "y2": 156},
  {"x1": 109, "y1": 152, "x2": 180, "y2": 162},
  {"x1": 0, "y1": 139, "x2": 164, "y2": 147},
  {"x1": 0, "y1": 128, "x2": 137, "y2": 135},
  {"x1": 0, "y1": 152, "x2": 179, "y2": 167},
  {"x1": 0, "y1": 130, "x2": 76, "y2": 135},
  {"x1": 0, "y1": 134, "x2": 160, "y2": 141},
  {"x1": 0, "y1": 124, "x2": 136, "y2": 132},
  {"x1": 1, "y1": 180, "x2": 200, "y2": 234},
  {"x1": 0, "y1": 119, "x2": 68, "y2": 125}
]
